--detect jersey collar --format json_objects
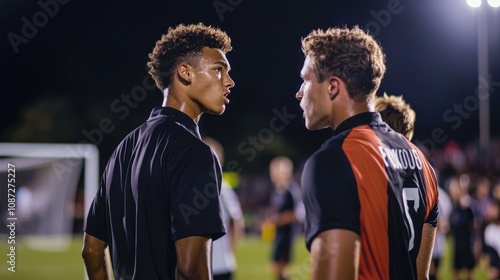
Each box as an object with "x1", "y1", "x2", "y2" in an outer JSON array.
[
  {"x1": 333, "y1": 112, "x2": 383, "y2": 136},
  {"x1": 148, "y1": 107, "x2": 201, "y2": 139}
]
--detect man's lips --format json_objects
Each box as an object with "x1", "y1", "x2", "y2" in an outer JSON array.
[{"x1": 224, "y1": 91, "x2": 230, "y2": 104}]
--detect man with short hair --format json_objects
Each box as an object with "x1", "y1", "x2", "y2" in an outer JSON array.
[
  {"x1": 296, "y1": 26, "x2": 439, "y2": 280},
  {"x1": 374, "y1": 93, "x2": 416, "y2": 140},
  {"x1": 82, "y1": 23, "x2": 235, "y2": 280}
]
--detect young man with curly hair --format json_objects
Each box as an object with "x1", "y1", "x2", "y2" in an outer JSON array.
[
  {"x1": 296, "y1": 26, "x2": 439, "y2": 279},
  {"x1": 82, "y1": 23, "x2": 235, "y2": 280}
]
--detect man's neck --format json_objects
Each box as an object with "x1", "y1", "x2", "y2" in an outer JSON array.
[
  {"x1": 162, "y1": 88, "x2": 202, "y2": 123},
  {"x1": 331, "y1": 100, "x2": 372, "y2": 131}
]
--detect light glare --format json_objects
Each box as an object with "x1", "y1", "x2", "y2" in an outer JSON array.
[
  {"x1": 467, "y1": 0, "x2": 482, "y2": 7},
  {"x1": 487, "y1": 0, "x2": 500, "y2": 7}
]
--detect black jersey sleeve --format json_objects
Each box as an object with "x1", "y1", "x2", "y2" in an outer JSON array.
[
  {"x1": 84, "y1": 176, "x2": 108, "y2": 242},
  {"x1": 425, "y1": 201, "x2": 439, "y2": 227},
  {"x1": 169, "y1": 143, "x2": 225, "y2": 242},
  {"x1": 302, "y1": 143, "x2": 361, "y2": 251}
]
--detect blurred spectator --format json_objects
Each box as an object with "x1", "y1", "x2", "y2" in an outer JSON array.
[
  {"x1": 449, "y1": 175, "x2": 477, "y2": 280},
  {"x1": 265, "y1": 156, "x2": 301, "y2": 280},
  {"x1": 473, "y1": 177, "x2": 495, "y2": 263},
  {"x1": 493, "y1": 180, "x2": 500, "y2": 202},
  {"x1": 204, "y1": 137, "x2": 245, "y2": 280},
  {"x1": 475, "y1": 177, "x2": 494, "y2": 221},
  {"x1": 431, "y1": 186, "x2": 452, "y2": 280},
  {"x1": 484, "y1": 200, "x2": 500, "y2": 280}
]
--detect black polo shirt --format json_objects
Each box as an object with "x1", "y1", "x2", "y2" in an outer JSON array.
[{"x1": 85, "y1": 107, "x2": 225, "y2": 280}]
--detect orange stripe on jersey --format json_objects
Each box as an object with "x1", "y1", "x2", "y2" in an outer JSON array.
[
  {"x1": 411, "y1": 144, "x2": 438, "y2": 219},
  {"x1": 342, "y1": 125, "x2": 390, "y2": 280}
]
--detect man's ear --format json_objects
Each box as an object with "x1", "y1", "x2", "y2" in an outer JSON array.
[
  {"x1": 327, "y1": 76, "x2": 341, "y2": 100},
  {"x1": 176, "y1": 63, "x2": 193, "y2": 85}
]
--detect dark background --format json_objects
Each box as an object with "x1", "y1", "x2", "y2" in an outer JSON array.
[{"x1": 1, "y1": 0, "x2": 499, "y2": 174}]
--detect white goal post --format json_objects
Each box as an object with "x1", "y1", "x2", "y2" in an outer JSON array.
[{"x1": 0, "y1": 142, "x2": 99, "y2": 233}]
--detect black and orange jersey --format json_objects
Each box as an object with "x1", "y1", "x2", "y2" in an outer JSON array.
[{"x1": 302, "y1": 112, "x2": 439, "y2": 280}]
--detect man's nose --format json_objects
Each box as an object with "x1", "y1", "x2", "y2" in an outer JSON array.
[{"x1": 296, "y1": 84, "x2": 304, "y2": 100}]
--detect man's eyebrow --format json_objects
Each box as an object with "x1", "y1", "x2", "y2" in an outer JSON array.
[{"x1": 214, "y1": 61, "x2": 230, "y2": 70}]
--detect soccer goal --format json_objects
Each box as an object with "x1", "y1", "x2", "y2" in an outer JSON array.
[{"x1": 0, "y1": 143, "x2": 99, "y2": 251}]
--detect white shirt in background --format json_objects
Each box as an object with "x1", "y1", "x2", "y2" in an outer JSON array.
[{"x1": 213, "y1": 180, "x2": 243, "y2": 275}]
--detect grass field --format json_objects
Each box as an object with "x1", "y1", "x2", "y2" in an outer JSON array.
[{"x1": 0, "y1": 235, "x2": 490, "y2": 279}]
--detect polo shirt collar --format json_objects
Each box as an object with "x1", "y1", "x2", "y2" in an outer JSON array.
[
  {"x1": 148, "y1": 107, "x2": 201, "y2": 139},
  {"x1": 333, "y1": 112, "x2": 383, "y2": 136}
]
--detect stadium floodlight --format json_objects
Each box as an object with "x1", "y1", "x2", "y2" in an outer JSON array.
[
  {"x1": 487, "y1": 0, "x2": 500, "y2": 7},
  {"x1": 467, "y1": 0, "x2": 482, "y2": 7},
  {"x1": 466, "y1": 0, "x2": 495, "y2": 153}
]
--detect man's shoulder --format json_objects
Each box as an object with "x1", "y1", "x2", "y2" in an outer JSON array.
[
  {"x1": 111, "y1": 118, "x2": 208, "y2": 161},
  {"x1": 309, "y1": 136, "x2": 348, "y2": 163},
  {"x1": 143, "y1": 116, "x2": 205, "y2": 146},
  {"x1": 303, "y1": 138, "x2": 353, "y2": 183}
]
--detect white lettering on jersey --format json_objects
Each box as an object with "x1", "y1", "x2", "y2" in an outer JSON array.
[{"x1": 378, "y1": 146, "x2": 423, "y2": 171}]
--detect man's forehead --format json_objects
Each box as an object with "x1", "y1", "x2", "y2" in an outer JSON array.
[
  {"x1": 202, "y1": 47, "x2": 229, "y2": 63},
  {"x1": 301, "y1": 56, "x2": 314, "y2": 77}
]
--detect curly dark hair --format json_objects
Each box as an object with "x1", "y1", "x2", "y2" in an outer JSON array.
[
  {"x1": 301, "y1": 26, "x2": 386, "y2": 102},
  {"x1": 147, "y1": 23, "x2": 232, "y2": 91},
  {"x1": 374, "y1": 93, "x2": 416, "y2": 140}
]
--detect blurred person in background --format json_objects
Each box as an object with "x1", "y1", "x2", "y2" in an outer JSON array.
[
  {"x1": 433, "y1": 186, "x2": 452, "y2": 280},
  {"x1": 493, "y1": 180, "x2": 500, "y2": 202},
  {"x1": 204, "y1": 137, "x2": 245, "y2": 280},
  {"x1": 266, "y1": 156, "x2": 301, "y2": 280},
  {"x1": 82, "y1": 23, "x2": 235, "y2": 280},
  {"x1": 474, "y1": 177, "x2": 494, "y2": 227},
  {"x1": 374, "y1": 93, "x2": 451, "y2": 280},
  {"x1": 473, "y1": 177, "x2": 495, "y2": 267},
  {"x1": 449, "y1": 175, "x2": 477, "y2": 280},
  {"x1": 484, "y1": 200, "x2": 500, "y2": 280}
]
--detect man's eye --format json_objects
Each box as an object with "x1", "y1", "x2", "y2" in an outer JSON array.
[{"x1": 215, "y1": 68, "x2": 223, "y2": 73}]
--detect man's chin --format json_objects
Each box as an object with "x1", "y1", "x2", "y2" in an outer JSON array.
[
  {"x1": 205, "y1": 106, "x2": 225, "y2": 115},
  {"x1": 305, "y1": 120, "x2": 329, "y2": 131}
]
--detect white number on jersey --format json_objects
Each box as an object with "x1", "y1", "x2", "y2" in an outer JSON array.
[{"x1": 402, "y1": 187, "x2": 420, "y2": 251}]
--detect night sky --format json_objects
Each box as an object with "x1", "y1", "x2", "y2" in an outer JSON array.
[{"x1": 1, "y1": 0, "x2": 499, "y2": 173}]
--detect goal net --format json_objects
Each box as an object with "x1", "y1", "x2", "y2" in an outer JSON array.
[{"x1": 0, "y1": 143, "x2": 99, "y2": 251}]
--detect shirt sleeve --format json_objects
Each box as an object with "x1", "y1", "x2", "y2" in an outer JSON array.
[
  {"x1": 302, "y1": 145, "x2": 360, "y2": 251},
  {"x1": 84, "y1": 176, "x2": 108, "y2": 242},
  {"x1": 423, "y1": 166, "x2": 439, "y2": 227},
  {"x1": 425, "y1": 202, "x2": 439, "y2": 227},
  {"x1": 169, "y1": 143, "x2": 225, "y2": 242},
  {"x1": 220, "y1": 182, "x2": 243, "y2": 221}
]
